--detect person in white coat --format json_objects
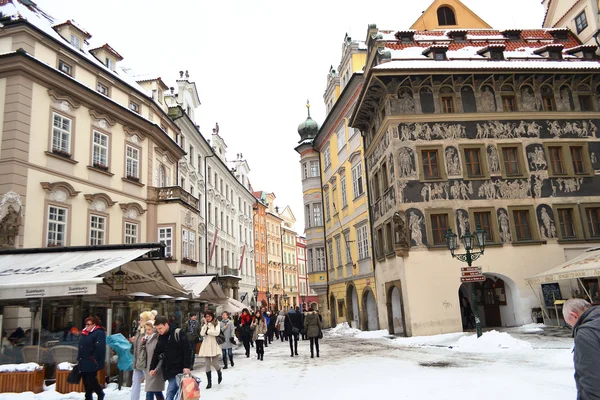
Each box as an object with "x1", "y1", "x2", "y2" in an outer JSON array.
[
  {"x1": 198, "y1": 310, "x2": 222, "y2": 389},
  {"x1": 276, "y1": 310, "x2": 286, "y2": 342}
]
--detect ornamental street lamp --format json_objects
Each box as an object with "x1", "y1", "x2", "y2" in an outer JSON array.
[{"x1": 445, "y1": 226, "x2": 486, "y2": 338}]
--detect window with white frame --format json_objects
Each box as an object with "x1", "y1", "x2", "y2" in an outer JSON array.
[
  {"x1": 97, "y1": 82, "x2": 109, "y2": 96},
  {"x1": 92, "y1": 131, "x2": 109, "y2": 168},
  {"x1": 52, "y1": 113, "x2": 72, "y2": 154},
  {"x1": 182, "y1": 229, "x2": 189, "y2": 259},
  {"x1": 310, "y1": 161, "x2": 319, "y2": 177},
  {"x1": 323, "y1": 147, "x2": 332, "y2": 169},
  {"x1": 324, "y1": 192, "x2": 331, "y2": 221},
  {"x1": 58, "y1": 60, "x2": 73, "y2": 76},
  {"x1": 327, "y1": 241, "x2": 334, "y2": 270},
  {"x1": 129, "y1": 101, "x2": 140, "y2": 114},
  {"x1": 126, "y1": 145, "x2": 139, "y2": 179},
  {"x1": 105, "y1": 57, "x2": 114, "y2": 70},
  {"x1": 337, "y1": 129, "x2": 346, "y2": 152},
  {"x1": 335, "y1": 236, "x2": 342, "y2": 267},
  {"x1": 189, "y1": 232, "x2": 196, "y2": 261},
  {"x1": 159, "y1": 227, "x2": 173, "y2": 257},
  {"x1": 89, "y1": 214, "x2": 106, "y2": 245},
  {"x1": 47, "y1": 205, "x2": 67, "y2": 246},
  {"x1": 341, "y1": 175, "x2": 348, "y2": 208},
  {"x1": 70, "y1": 34, "x2": 81, "y2": 49},
  {"x1": 313, "y1": 203, "x2": 322, "y2": 226},
  {"x1": 124, "y1": 222, "x2": 138, "y2": 244},
  {"x1": 158, "y1": 164, "x2": 166, "y2": 187},
  {"x1": 344, "y1": 233, "x2": 351, "y2": 264},
  {"x1": 352, "y1": 162, "x2": 364, "y2": 198},
  {"x1": 357, "y1": 225, "x2": 369, "y2": 260}
]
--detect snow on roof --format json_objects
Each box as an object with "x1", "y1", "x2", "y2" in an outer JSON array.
[
  {"x1": 0, "y1": 0, "x2": 153, "y2": 97},
  {"x1": 52, "y1": 19, "x2": 91, "y2": 39},
  {"x1": 89, "y1": 43, "x2": 123, "y2": 61}
]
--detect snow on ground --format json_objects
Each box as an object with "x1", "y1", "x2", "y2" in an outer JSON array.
[{"x1": 0, "y1": 324, "x2": 576, "y2": 400}]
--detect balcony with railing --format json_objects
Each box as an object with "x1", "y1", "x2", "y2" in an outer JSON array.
[
  {"x1": 148, "y1": 186, "x2": 199, "y2": 210},
  {"x1": 221, "y1": 266, "x2": 240, "y2": 277}
]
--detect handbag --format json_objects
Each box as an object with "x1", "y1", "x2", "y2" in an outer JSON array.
[
  {"x1": 318, "y1": 329, "x2": 323, "y2": 339},
  {"x1": 215, "y1": 331, "x2": 225, "y2": 345},
  {"x1": 287, "y1": 314, "x2": 300, "y2": 335},
  {"x1": 66, "y1": 364, "x2": 81, "y2": 384},
  {"x1": 257, "y1": 334, "x2": 265, "y2": 341}
]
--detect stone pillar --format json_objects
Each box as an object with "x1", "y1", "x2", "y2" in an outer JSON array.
[{"x1": 232, "y1": 286, "x2": 239, "y2": 300}]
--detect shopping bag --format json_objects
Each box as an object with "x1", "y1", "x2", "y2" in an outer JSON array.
[
  {"x1": 66, "y1": 364, "x2": 81, "y2": 384},
  {"x1": 181, "y1": 374, "x2": 201, "y2": 400}
]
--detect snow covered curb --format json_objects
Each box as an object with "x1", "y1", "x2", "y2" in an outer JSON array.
[
  {"x1": 325, "y1": 322, "x2": 390, "y2": 339},
  {"x1": 0, "y1": 363, "x2": 43, "y2": 373}
]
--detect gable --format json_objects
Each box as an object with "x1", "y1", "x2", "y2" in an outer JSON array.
[
  {"x1": 410, "y1": 0, "x2": 492, "y2": 30},
  {"x1": 280, "y1": 206, "x2": 297, "y2": 224}
]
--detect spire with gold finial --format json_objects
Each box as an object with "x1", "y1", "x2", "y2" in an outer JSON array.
[{"x1": 298, "y1": 99, "x2": 319, "y2": 142}]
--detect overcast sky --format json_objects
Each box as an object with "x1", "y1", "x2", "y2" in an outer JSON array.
[{"x1": 35, "y1": 0, "x2": 545, "y2": 233}]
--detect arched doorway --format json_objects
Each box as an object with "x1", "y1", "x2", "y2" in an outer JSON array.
[
  {"x1": 458, "y1": 273, "x2": 519, "y2": 329},
  {"x1": 387, "y1": 285, "x2": 404, "y2": 336},
  {"x1": 329, "y1": 294, "x2": 337, "y2": 327},
  {"x1": 346, "y1": 284, "x2": 360, "y2": 329},
  {"x1": 361, "y1": 288, "x2": 379, "y2": 331}
]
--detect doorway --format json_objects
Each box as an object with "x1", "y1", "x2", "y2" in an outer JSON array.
[
  {"x1": 346, "y1": 284, "x2": 360, "y2": 329},
  {"x1": 387, "y1": 285, "x2": 404, "y2": 335},
  {"x1": 362, "y1": 288, "x2": 379, "y2": 331},
  {"x1": 329, "y1": 294, "x2": 337, "y2": 327}
]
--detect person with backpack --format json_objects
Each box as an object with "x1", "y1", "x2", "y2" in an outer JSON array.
[
  {"x1": 149, "y1": 316, "x2": 192, "y2": 400},
  {"x1": 219, "y1": 312, "x2": 235, "y2": 370},
  {"x1": 285, "y1": 308, "x2": 302, "y2": 357},
  {"x1": 198, "y1": 310, "x2": 222, "y2": 389}
]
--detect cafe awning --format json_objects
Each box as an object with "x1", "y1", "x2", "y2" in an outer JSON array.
[
  {"x1": 526, "y1": 247, "x2": 600, "y2": 284},
  {"x1": 175, "y1": 276, "x2": 214, "y2": 298},
  {"x1": 216, "y1": 297, "x2": 247, "y2": 313},
  {"x1": 0, "y1": 244, "x2": 187, "y2": 301}
]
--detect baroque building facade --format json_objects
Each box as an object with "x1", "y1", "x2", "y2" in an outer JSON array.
[
  {"x1": 351, "y1": 22, "x2": 600, "y2": 336},
  {"x1": 253, "y1": 191, "x2": 268, "y2": 307}
]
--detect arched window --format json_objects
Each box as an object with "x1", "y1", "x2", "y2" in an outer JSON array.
[
  {"x1": 461, "y1": 86, "x2": 477, "y2": 113},
  {"x1": 437, "y1": 6, "x2": 456, "y2": 26},
  {"x1": 420, "y1": 87, "x2": 435, "y2": 114}
]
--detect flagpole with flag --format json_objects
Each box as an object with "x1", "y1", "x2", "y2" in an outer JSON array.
[{"x1": 208, "y1": 228, "x2": 219, "y2": 266}]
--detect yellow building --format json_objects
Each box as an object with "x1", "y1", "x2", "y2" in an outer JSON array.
[
  {"x1": 279, "y1": 206, "x2": 299, "y2": 307},
  {"x1": 265, "y1": 193, "x2": 284, "y2": 310},
  {"x1": 410, "y1": 0, "x2": 491, "y2": 30}
]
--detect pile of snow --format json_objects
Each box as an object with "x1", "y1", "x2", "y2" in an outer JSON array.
[
  {"x1": 512, "y1": 323, "x2": 545, "y2": 334},
  {"x1": 454, "y1": 330, "x2": 534, "y2": 353},
  {"x1": 326, "y1": 322, "x2": 361, "y2": 337},
  {"x1": 355, "y1": 329, "x2": 389, "y2": 339},
  {"x1": 56, "y1": 362, "x2": 73, "y2": 371},
  {"x1": 0, "y1": 363, "x2": 43, "y2": 373},
  {"x1": 393, "y1": 332, "x2": 467, "y2": 347}
]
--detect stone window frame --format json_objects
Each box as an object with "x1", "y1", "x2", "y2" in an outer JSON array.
[
  {"x1": 43, "y1": 200, "x2": 72, "y2": 247},
  {"x1": 416, "y1": 145, "x2": 448, "y2": 182},
  {"x1": 375, "y1": 225, "x2": 385, "y2": 261},
  {"x1": 467, "y1": 207, "x2": 501, "y2": 244},
  {"x1": 384, "y1": 219, "x2": 395, "y2": 257},
  {"x1": 543, "y1": 141, "x2": 594, "y2": 178},
  {"x1": 552, "y1": 203, "x2": 584, "y2": 242},
  {"x1": 497, "y1": 143, "x2": 527, "y2": 179},
  {"x1": 459, "y1": 143, "x2": 490, "y2": 180},
  {"x1": 439, "y1": 86, "x2": 456, "y2": 114},
  {"x1": 58, "y1": 59, "x2": 75, "y2": 77},
  {"x1": 123, "y1": 141, "x2": 144, "y2": 186},
  {"x1": 123, "y1": 219, "x2": 140, "y2": 244},
  {"x1": 424, "y1": 208, "x2": 456, "y2": 248},
  {"x1": 507, "y1": 205, "x2": 540, "y2": 243},
  {"x1": 47, "y1": 109, "x2": 78, "y2": 163},
  {"x1": 580, "y1": 202, "x2": 600, "y2": 240},
  {"x1": 96, "y1": 78, "x2": 111, "y2": 97},
  {"x1": 88, "y1": 127, "x2": 113, "y2": 175},
  {"x1": 87, "y1": 209, "x2": 110, "y2": 246}
]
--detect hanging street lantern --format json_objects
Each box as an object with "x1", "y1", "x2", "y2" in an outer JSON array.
[{"x1": 111, "y1": 267, "x2": 128, "y2": 293}]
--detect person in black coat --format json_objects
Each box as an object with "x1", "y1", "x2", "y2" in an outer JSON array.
[
  {"x1": 284, "y1": 308, "x2": 303, "y2": 357},
  {"x1": 150, "y1": 316, "x2": 192, "y2": 400},
  {"x1": 77, "y1": 316, "x2": 105, "y2": 400}
]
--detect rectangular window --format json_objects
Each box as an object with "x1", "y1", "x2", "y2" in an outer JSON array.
[
  {"x1": 344, "y1": 233, "x2": 351, "y2": 264},
  {"x1": 380, "y1": 162, "x2": 389, "y2": 193},
  {"x1": 327, "y1": 242, "x2": 334, "y2": 271},
  {"x1": 474, "y1": 211, "x2": 494, "y2": 242},
  {"x1": 182, "y1": 229, "x2": 189, "y2": 259},
  {"x1": 543, "y1": 95, "x2": 556, "y2": 112},
  {"x1": 323, "y1": 147, "x2": 331, "y2": 169},
  {"x1": 310, "y1": 161, "x2": 319, "y2": 177},
  {"x1": 335, "y1": 236, "x2": 342, "y2": 267},
  {"x1": 514, "y1": 210, "x2": 532, "y2": 241},
  {"x1": 159, "y1": 227, "x2": 173, "y2": 257},
  {"x1": 549, "y1": 146, "x2": 566, "y2": 175},
  {"x1": 357, "y1": 225, "x2": 369, "y2": 260},
  {"x1": 579, "y1": 95, "x2": 593, "y2": 111},
  {"x1": 105, "y1": 57, "x2": 114, "y2": 70},
  {"x1": 89, "y1": 214, "x2": 106, "y2": 245},
  {"x1": 502, "y1": 95, "x2": 517, "y2": 112},
  {"x1": 126, "y1": 145, "x2": 139, "y2": 179},
  {"x1": 97, "y1": 82, "x2": 109, "y2": 96},
  {"x1": 47, "y1": 205, "x2": 67, "y2": 246},
  {"x1": 208, "y1": 202, "x2": 212, "y2": 224},
  {"x1": 372, "y1": 172, "x2": 381, "y2": 200},
  {"x1": 575, "y1": 10, "x2": 588, "y2": 33},
  {"x1": 305, "y1": 205, "x2": 311, "y2": 228},
  {"x1": 586, "y1": 207, "x2": 600, "y2": 237},
  {"x1": 385, "y1": 222, "x2": 393, "y2": 253},
  {"x1": 303, "y1": 163, "x2": 308, "y2": 179},
  {"x1": 129, "y1": 101, "x2": 140, "y2": 114},
  {"x1": 352, "y1": 163, "x2": 364, "y2": 198},
  {"x1": 92, "y1": 131, "x2": 109, "y2": 168},
  {"x1": 340, "y1": 175, "x2": 348, "y2": 208},
  {"x1": 52, "y1": 113, "x2": 72, "y2": 154},
  {"x1": 430, "y1": 214, "x2": 449, "y2": 245},
  {"x1": 70, "y1": 34, "x2": 81, "y2": 49},
  {"x1": 441, "y1": 96, "x2": 454, "y2": 113},
  {"x1": 376, "y1": 228, "x2": 384, "y2": 258},
  {"x1": 313, "y1": 204, "x2": 322, "y2": 226},
  {"x1": 125, "y1": 222, "x2": 138, "y2": 244},
  {"x1": 570, "y1": 146, "x2": 586, "y2": 175},
  {"x1": 316, "y1": 248, "x2": 325, "y2": 271},
  {"x1": 337, "y1": 130, "x2": 346, "y2": 152},
  {"x1": 58, "y1": 60, "x2": 73, "y2": 76},
  {"x1": 557, "y1": 208, "x2": 576, "y2": 239},
  {"x1": 464, "y1": 148, "x2": 483, "y2": 177},
  {"x1": 502, "y1": 147, "x2": 520, "y2": 176},
  {"x1": 422, "y1": 149, "x2": 440, "y2": 179}
]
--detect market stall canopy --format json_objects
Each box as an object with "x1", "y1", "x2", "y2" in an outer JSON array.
[
  {"x1": 176, "y1": 276, "x2": 214, "y2": 298},
  {"x1": 0, "y1": 244, "x2": 187, "y2": 301},
  {"x1": 216, "y1": 297, "x2": 247, "y2": 313},
  {"x1": 526, "y1": 247, "x2": 600, "y2": 284}
]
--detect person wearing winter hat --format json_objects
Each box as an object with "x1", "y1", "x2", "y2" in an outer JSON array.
[{"x1": 130, "y1": 310, "x2": 157, "y2": 400}]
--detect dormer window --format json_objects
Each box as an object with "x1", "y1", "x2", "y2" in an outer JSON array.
[
  {"x1": 448, "y1": 30, "x2": 467, "y2": 43},
  {"x1": 70, "y1": 34, "x2": 81, "y2": 49},
  {"x1": 395, "y1": 31, "x2": 415, "y2": 44},
  {"x1": 423, "y1": 46, "x2": 448, "y2": 60},
  {"x1": 434, "y1": 52, "x2": 447, "y2": 60},
  {"x1": 501, "y1": 30, "x2": 522, "y2": 41},
  {"x1": 549, "y1": 29, "x2": 569, "y2": 41},
  {"x1": 534, "y1": 44, "x2": 564, "y2": 60},
  {"x1": 549, "y1": 51, "x2": 562, "y2": 60},
  {"x1": 490, "y1": 51, "x2": 504, "y2": 61},
  {"x1": 105, "y1": 57, "x2": 114, "y2": 71},
  {"x1": 566, "y1": 45, "x2": 598, "y2": 60},
  {"x1": 129, "y1": 101, "x2": 140, "y2": 114},
  {"x1": 89, "y1": 44, "x2": 123, "y2": 72},
  {"x1": 583, "y1": 51, "x2": 596, "y2": 60}
]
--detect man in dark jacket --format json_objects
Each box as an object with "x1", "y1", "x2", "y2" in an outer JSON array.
[
  {"x1": 150, "y1": 316, "x2": 192, "y2": 400},
  {"x1": 563, "y1": 298, "x2": 600, "y2": 400},
  {"x1": 285, "y1": 308, "x2": 303, "y2": 357},
  {"x1": 181, "y1": 313, "x2": 201, "y2": 369}
]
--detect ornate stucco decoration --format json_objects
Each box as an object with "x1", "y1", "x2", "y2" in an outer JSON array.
[
  {"x1": 0, "y1": 191, "x2": 23, "y2": 247},
  {"x1": 41, "y1": 182, "x2": 79, "y2": 203},
  {"x1": 154, "y1": 147, "x2": 176, "y2": 164},
  {"x1": 119, "y1": 202, "x2": 146, "y2": 220},
  {"x1": 89, "y1": 110, "x2": 116, "y2": 129},
  {"x1": 48, "y1": 89, "x2": 81, "y2": 111},
  {"x1": 124, "y1": 125, "x2": 147, "y2": 141},
  {"x1": 84, "y1": 193, "x2": 117, "y2": 212}
]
